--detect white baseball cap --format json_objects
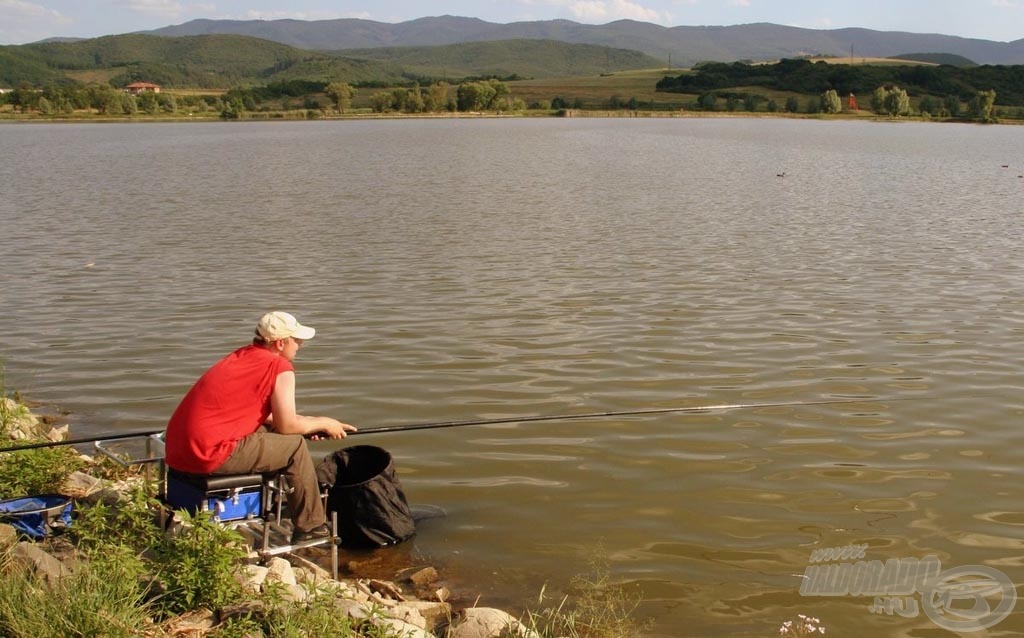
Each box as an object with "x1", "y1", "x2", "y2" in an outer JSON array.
[{"x1": 256, "y1": 311, "x2": 316, "y2": 342}]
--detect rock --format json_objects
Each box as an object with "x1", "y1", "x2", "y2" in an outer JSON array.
[
  {"x1": 368, "y1": 578, "x2": 406, "y2": 601},
  {"x1": 334, "y1": 598, "x2": 372, "y2": 622},
  {"x1": 218, "y1": 600, "x2": 266, "y2": 624},
  {"x1": 432, "y1": 586, "x2": 451, "y2": 602},
  {"x1": 448, "y1": 608, "x2": 539, "y2": 638},
  {"x1": 2, "y1": 398, "x2": 40, "y2": 439},
  {"x1": 282, "y1": 583, "x2": 308, "y2": 603},
  {"x1": 388, "y1": 604, "x2": 428, "y2": 629},
  {"x1": 265, "y1": 556, "x2": 296, "y2": 585},
  {"x1": 164, "y1": 609, "x2": 216, "y2": 635},
  {"x1": 401, "y1": 600, "x2": 453, "y2": 629},
  {"x1": 407, "y1": 566, "x2": 439, "y2": 587},
  {"x1": 287, "y1": 553, "x2": 332, "y2": 583},
  {"x1": 370, "y1": 616, "x2": 436, "y2": 638},
  {"x1": 0, "y1": 524, "x2": 18, "y2": 548},
  {"x1": 63, "y1": 471, "x2": 104, "y2": 498},
  {"x1": 45, "y1": 424, "x2": 69, "y2": 442},
  {"x1": 11, "y1": 542, "x2": 70, "y2": 586},
  {"x1": 236, "y1": 564, "x2": 269, "y2": 592}
]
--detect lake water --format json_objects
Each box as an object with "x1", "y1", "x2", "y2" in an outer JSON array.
[{"x1": 2, "y1": 117, "x2": 1023, "y2": 636}]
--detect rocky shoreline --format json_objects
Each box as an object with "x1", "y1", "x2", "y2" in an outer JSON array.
[{"x1": 0, "y1": 398, "x2": 541, "y2": 638}]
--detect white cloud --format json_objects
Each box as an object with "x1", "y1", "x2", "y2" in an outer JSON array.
[
  {"x1": 0, "y1": 0, "x2": 71, "y2": 43},
  {"x1": 728, "y1": 0, "x2": 751, "y2": 6},
  {"x1": 991, "y1": 0, "x2": 1019, "y2": 7},
  {"x1": 0, "y1": 0, "x2": 67, "y2": 20}
]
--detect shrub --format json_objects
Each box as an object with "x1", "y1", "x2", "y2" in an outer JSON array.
[
  {"x1": 73, "y1": 484, "x2": 162, "y2": 556},
  {"x1": 155, "y1": 509, "x2": 248, "y2": 613},
  {"x1": 0, "y1": 447, "x2": 82, "y2": 500}
]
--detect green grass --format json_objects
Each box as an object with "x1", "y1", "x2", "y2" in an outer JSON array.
[{"x1": 510, "y1": 68, "x2": 694, "y2": 108}]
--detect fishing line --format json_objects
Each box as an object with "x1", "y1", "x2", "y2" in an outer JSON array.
[{"x1": 0, "y1": 395, "x2": 929, "y2": 453}]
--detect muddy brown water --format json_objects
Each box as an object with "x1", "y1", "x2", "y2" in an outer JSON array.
[{"x1": 2, "y1": 118, "x2": 1023, "y2": 636}]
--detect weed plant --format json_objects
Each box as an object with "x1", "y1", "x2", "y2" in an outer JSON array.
[
  {"x1": 157, "y1": 509, "x2": 248, "y2": 613},
  {"x1": 523, "y1": 554, "x2": 652, "y2": 638},
  {"x1": 214, "y1": 580, "x2": 361, "y2": 638}
]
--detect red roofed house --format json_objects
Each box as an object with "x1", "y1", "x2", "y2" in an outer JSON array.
[{"x1": 126, "y1": 82, "x2": 161, "y2": 95}]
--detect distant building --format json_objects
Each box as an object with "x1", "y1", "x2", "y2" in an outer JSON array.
[{"x1": 126, "y1": 82, "x2": 161, "y2": 95}]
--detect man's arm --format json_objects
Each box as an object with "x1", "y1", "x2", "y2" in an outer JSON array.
[{"x1": 268, "y1": 371, "x2": 357, "y2": 438}]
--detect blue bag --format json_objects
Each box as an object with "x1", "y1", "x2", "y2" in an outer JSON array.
[{"x1": 0, "y1": 494, "x2": 73, "y2": 539}]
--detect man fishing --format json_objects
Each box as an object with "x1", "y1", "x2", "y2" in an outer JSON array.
[{"x1": 165, "y1": 311, "x2": 356, "y2": 543}]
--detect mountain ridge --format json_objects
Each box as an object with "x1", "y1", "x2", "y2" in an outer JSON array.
[{"x1": 142, "y1": 15, "x2": 1024, "y2": 66}]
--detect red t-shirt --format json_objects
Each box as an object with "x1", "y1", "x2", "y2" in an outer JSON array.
[{"x1": 165, "y1": 345, "x2": 294, "y2": 474}]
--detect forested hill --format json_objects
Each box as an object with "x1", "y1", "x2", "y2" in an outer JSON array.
[
  {"x1": 657, "y1": 59, "x2": 1024, "y2": 105},
  {"x1": 142, "y1": 16, "x2": 1024, "y2": 66},
  {"x1": 330, "y1": 40, "x2": 662, "y2": 79},
  {"x1": 0, "y1": 34, "x2": 662, "y2": 88},
  {"x1": 1, "y1": 34, "x2": 400, "y2": 88}
]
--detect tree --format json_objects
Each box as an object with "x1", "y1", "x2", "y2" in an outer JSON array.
[
  {"x1": 784, "y1": 96, "x2": 799, "y2": 113},
  {"x1": 967, "y1": 89, "x2": 997, "y2": 121},
  {"x1": 918, "y1": 95, "x2": 941, "y2": 117},
  {"x1": 36, "y1": 96, "x2": 54, "y2": 115},
  {"x1": 820, "y1": 89, "x2": 842, "y2": 114},
  {"x1": 943, "y1": 95, "x2": 961, "y2": 118},
  {"x1": 698, "y1": 92, "x2": 717, "y2": 111},
  {"x1": 370, "y1": 92, "x2": 392, "y2": 113},
  {"x1": 325, "y1": 82, "x2": 355, "y2": 113},
  {"x1": 159, "y1": 93, "x2": 178, "y2": 114},
  {"x1": 424, "y1": 82, "x2": 449, "y2": 112},
  {"x1": 138, "y1": 90, "x2": 159, "y2": 115},
  {"x1": 456, "y1": 79, "x2": 511, "y2": 112},
  {"x1": 404, "y1": 87, "x2": 425, "y2": 113},
  {"x1": 882, "y1": 86, "x2": 911, "y2": 117},
  {"x1": 870, "y1": 86, "x2": 887, "y2": 114},
  {"x1": 871, "y1": 86, "x2": 910, "y2": 117},
  {"x1": 456, "y1": 82, "x2": 492, "y2": 111}
]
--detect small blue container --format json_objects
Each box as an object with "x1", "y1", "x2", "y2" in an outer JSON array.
[{"x1": 0, "y1": 494, "x2": 73, "y2": 539}]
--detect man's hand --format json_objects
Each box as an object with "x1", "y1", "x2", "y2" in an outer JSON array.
[{"x1": 306, "y1": 419, "x2": 357, "y2": 440}]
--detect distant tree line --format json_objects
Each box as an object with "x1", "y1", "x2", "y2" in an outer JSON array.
[
  {"x1": 0, "y1": 83, "x2": 198, "y2": 115},
  {"x1": 1, "y1": 76, "x2": 533, "y2": 119},
  {"x1": 657, "y1": 59, "x2": 1024, "y2": 105}
]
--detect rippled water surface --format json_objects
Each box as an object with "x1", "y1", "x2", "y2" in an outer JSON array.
[{"x1": 2, "y1": 118, "x2": 1024, "y2": 636}]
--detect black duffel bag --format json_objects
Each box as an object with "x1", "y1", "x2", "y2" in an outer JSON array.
[{"x1": 315, "y1": 445, "x2": 415, "y2": 547}]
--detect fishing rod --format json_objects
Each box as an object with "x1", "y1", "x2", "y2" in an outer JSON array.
[
  {"x1": 0, "y1": 395, "x2": 921, "y2": 453},
  {"x1": 347, "y1": 396, "x2": 921, "y2": 435}
]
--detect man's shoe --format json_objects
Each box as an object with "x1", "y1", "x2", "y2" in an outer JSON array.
[{"x1": 291, "y1": 524, "x2": 331, "y2": 544}]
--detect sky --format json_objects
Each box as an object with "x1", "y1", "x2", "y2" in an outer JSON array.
[{"x1": 2, "y1": 0, "x2": 1023, "y2": 46}]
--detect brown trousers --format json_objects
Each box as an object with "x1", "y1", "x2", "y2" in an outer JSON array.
[{"x1": 213, "y1": 426, "x2": 325, "y2": 532}]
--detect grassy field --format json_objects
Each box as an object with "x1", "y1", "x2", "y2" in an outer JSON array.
[
  {"x1": 509, "y1": 68, "x2": 694, "y2": 108},
  {"x1": 507, "y1": 67, "x2": 832, "y2": 110}
]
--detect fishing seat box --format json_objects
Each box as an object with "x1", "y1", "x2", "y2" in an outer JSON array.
[{"x1": 165, "y1": 468, "x2": 265, "y2": 522}]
